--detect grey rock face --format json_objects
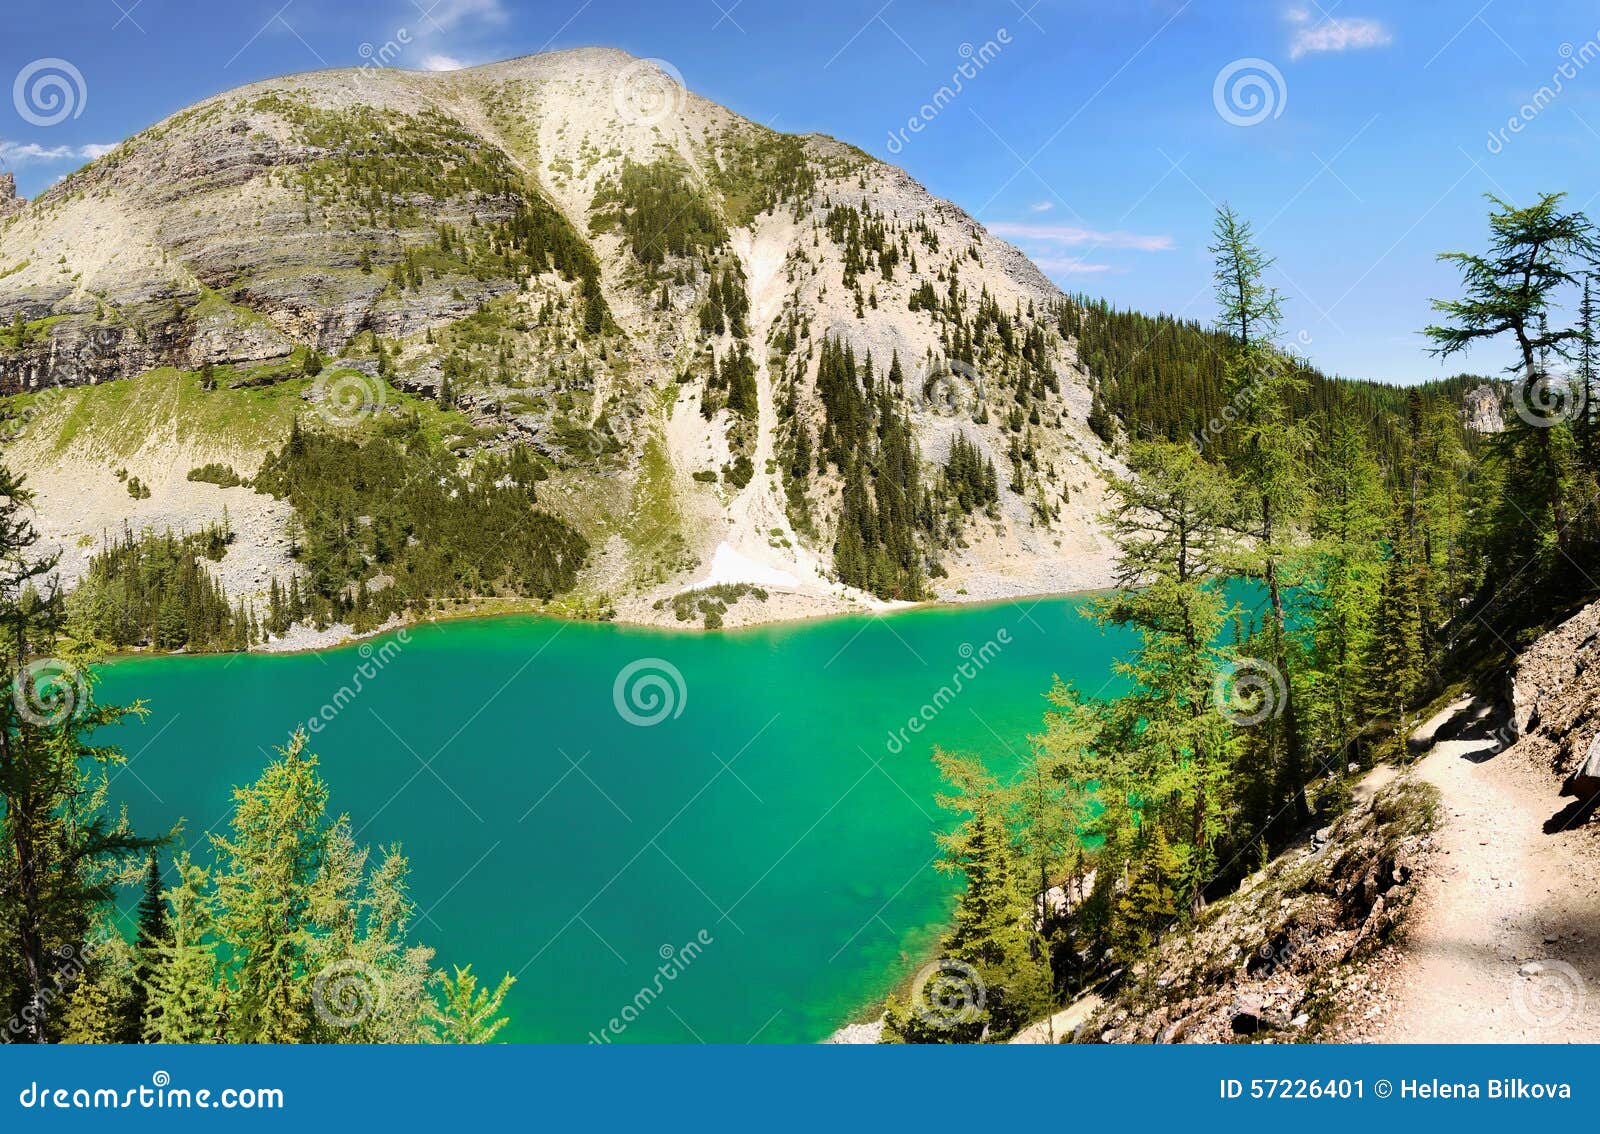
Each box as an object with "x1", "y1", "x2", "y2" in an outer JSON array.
[
  {"x1": 1509, "y1": 598, "x2": 1600, "y2": 795},
  {"x1": 0, "y1": 173, "x2": 21, "y2": 219},
  {"x1": 1461, "y1": 383, "x2": 1506, "y2": 434}
]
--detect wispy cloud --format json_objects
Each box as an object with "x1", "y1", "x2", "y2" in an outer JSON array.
[
  {"x1": 420, "y1": 0, "x2": 506, "y2": 33},
  {"x1": 1286, "y1": 8, "x2": 1393, "y2": 60},
  {"x1": 1028, "y1": 201, "x2": 1054, "y2": 213},
  {"x1": 987, "y1": 221, "x2": 1175, "y2": 253},
  {"x1": 0, "y1": 141, "x2": 116, "y2": 167},
  {"x1": 1031, "y1": 257, "x2": 1116, "y2": 275},
  {"x1": 421, "y1": 54, "x2": 468, "y2": 71}
]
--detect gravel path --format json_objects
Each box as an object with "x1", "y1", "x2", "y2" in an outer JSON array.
[{"x1": 1357, "y1": 725, "x2": 1600, "y2": 1042}]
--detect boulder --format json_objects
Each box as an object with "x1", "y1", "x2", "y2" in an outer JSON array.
[
  {"x1": 1229, "y1": 993, "x2": 1265, "y2": 1034},
  {"x1": 1561, "y1": 735, "x2": 1600, "y2": 801}
]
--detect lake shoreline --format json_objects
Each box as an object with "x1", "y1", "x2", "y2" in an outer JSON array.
[{"x1": 100, "y1": 584, "x2": 1109, "y2": 663}]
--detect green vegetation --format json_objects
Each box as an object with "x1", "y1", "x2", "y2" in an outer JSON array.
[
  {"x1": 814, "y1": 340, "x2": 929, "y2": 600},
  {"x1": 70, "y1": 523, "x2": 254, "y2": 652},
  {"x1": 889, "y1": 195, "x2": 1600, "y2": 1043},
  {"x1": 187, "y1": 462, "x2": 246, "y2": 488},
  {"x1": 20, "y1": 368, "x2": 302, "y2": 463},
  {"x1": 1060, "y1": 295, "x2": 1487, "y2": 480},
  {"x1": 252, "y1": 98, "x2": 608, "y2": 328},
  {"x1": 653, "y1": 583, "x2": 768, "y2": 629},
  {"x1": 708, "y1": 130, "x2": 823, "y2": 227},
  {"x1": 940, "y1": 432, "x2": 1000, "y2": 518},
  {"x1": 0, "y1": 462, "x2": 514, "y2": 1043},
  {"x1": 253, "y1": 416, "x2": 588, "y2": 633},
  {"x1": 590, "y1": 158, "x2": 726, "y2": 268}
]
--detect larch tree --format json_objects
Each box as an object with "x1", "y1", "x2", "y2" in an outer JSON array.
[
  {"x1": 0, "y1": 462, "x2": 153, "y2": 1043},
  {"x1": 1425, "y1": 193, "x2": 1597, "y2": 561},
  {"x1": 1209, "y1": 204, "x2": 1313, "y2": 825}
]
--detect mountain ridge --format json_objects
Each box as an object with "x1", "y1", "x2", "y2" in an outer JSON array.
[{"x1": 0, "y1": 46, "x2": 1120, "y2": 642}]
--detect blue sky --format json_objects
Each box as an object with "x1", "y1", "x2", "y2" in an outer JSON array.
[{"x1": 2, "y1": 0, "x2": 1597, "y2": 383}]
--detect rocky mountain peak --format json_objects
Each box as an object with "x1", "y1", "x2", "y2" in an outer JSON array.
[
  {"x1": 0, "y1": 49, "x2": 1117, "y2": 626},
  {"x1": 0, "y1": 172, "x2": 21, "y2": 218}
]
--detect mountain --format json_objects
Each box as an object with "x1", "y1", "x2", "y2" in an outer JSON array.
[{"x1": 0, "y1": 48, "x2": 1125, "y2": 639}]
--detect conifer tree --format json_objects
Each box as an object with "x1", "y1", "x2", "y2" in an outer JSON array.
[
  {"x1": 1426, "y1": 193, "x2": 1597, "y2": 562},
  {"x1": 1, "y1": 465, "x2": 153, "y2": 1042},
  {"x1": 426, "y1": 967, "x2": 515, "y2": 1043},
  {"x1": 143, "y1": 856, "x2": 223, "y2": 1043},
  {"x1": 1210, "y1": 204, "x2": 1313, "y2": 825}
]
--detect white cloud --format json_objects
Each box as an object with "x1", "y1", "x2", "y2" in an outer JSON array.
[
  {"x1": 420, "y1": 0, "x2": 506, "y2": 32},
  {"x1": 1028, "y1": 201, "x2": 1054, "y2": 213},
  {"x1": 1286, "y1": 9, "x2": 1392, "y2": 60},
  {"x1": 987, "y1": 221, "x2": 1175, "y2": 253},
  {"x1": 1032, "y1": 257, "x2": 1115, "y2": 275},
  {"x1": 0, "y1": 141, "x2": 115, "y2": 166},
  {"x1": 421, "y1": 54, "x2": 468, "y2": 71}
]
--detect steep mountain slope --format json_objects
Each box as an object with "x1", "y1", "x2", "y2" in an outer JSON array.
[{"x1": 0, "y1": 48, "x2": 1117, "y2": 638}]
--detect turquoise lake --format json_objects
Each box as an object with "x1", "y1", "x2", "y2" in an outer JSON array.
[{"x1": 96, "y1": 597, "x2": 1136, "y2": 1043}]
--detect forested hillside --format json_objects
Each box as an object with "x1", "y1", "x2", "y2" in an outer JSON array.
[
  {"x1": 884, "y1": 194, "x2": 1600, "y2": 1044},
  {"x1": 1066, "y1": 297, "x2": 1491, "y2": 480}
]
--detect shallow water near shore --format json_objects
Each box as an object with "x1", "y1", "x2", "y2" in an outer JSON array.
[{"x1": 98, "y1": 596, "x2": 1134, "y2": 1043}]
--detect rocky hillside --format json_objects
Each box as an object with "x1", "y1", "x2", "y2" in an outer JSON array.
[
  {"x1": 0, "y1": 48, "x2": 1117, "y2": 638},
  {"x1": 1510, "y1": 598, "x2": 1600, "y2": 807},
  {"x1": 1038, "y1": 599, "x2": 1600, "y2": 1046}
]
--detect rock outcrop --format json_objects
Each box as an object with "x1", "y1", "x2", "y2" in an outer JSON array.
[
  {"x1": 1511, "y1": 598, "x2": 1600, "y2": 803},
  {"x1": 0, "y1": 174, "x2": 22, "y2": 220},
  {"x1": 1070, "y1": 776, "x2": 1438, "y2": 1044},
  {"x1": 1461, "y1": 382, "x2": 1505, "y2": 434}
]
